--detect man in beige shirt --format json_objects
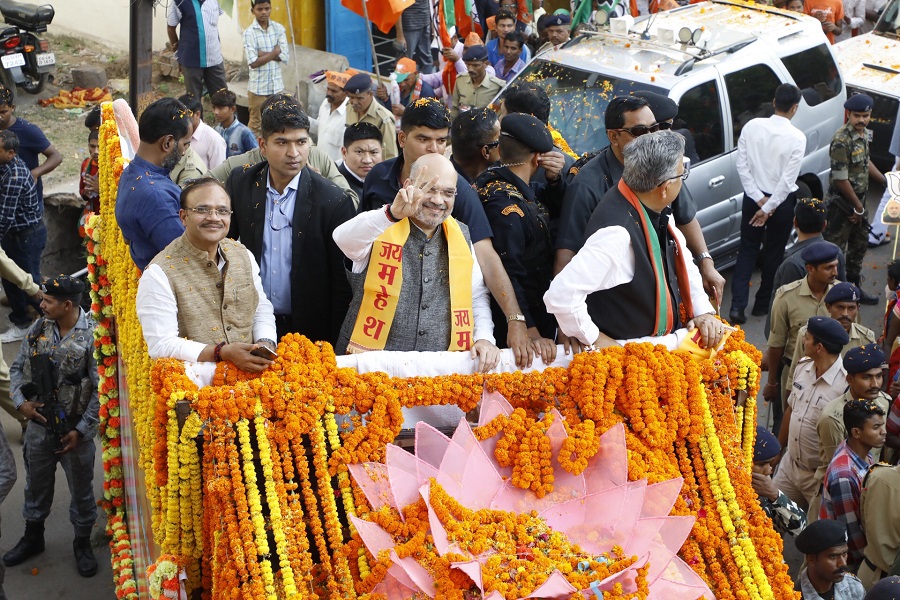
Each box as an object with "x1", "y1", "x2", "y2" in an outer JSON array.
[
  {"x1": 0, "y1": 248, "x2": 40, "y2": 434},
  {"x1": 774, "y1": 316, "x2": 849, "y2": 509},
  {"x1": 859, "y1": 463, "x2": 900, "y2": 587},
  {"x1": 451, "y1": 45, "x2": 505, "y2": 120},
  {"x1": 344, "y1": 72, "x2": 399, "y2": 160}
]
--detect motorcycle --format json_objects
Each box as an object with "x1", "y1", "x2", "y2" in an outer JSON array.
[{"x1": 0, "y1": 0, "x2": 54, "y2": 102}]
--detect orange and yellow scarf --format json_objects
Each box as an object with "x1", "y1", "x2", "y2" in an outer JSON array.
[{"x1": 347, "y1": 216, "x2": 474, "y2": 353}]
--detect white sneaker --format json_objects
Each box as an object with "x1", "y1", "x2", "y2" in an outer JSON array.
[{"x1": 0, "y1": 323, "x2": 29, "y2": 343}]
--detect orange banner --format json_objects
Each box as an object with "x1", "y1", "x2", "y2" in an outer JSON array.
[{"x1": 341, "y1": 0, "x2": 415, "y2": 34}]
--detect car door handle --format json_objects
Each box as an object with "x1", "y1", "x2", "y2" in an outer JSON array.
[{"x1": 708, "y1": 176, "x2": 725, "y2": 189}]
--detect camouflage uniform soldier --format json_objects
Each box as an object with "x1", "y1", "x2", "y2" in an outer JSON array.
[
  {"x1": 823, "y1": 94, "x2": 886, "y2": 305},
  {"x1": 2, "y1": 276, "x2": 99, "y2": 578}
]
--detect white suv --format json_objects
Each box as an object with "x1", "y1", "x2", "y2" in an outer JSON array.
[
  {"x1": 508, "y1": 0, "x2": 846, "y2": 265},
  {"x1": 832, "y1": 0, "x2": 900, "y2": 172}
]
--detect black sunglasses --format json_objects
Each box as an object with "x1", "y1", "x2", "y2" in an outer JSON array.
[
  {"x1": 614, "y1": 123, "x2": 660, "y2": 137},
  {"x1": 483, "y1": 140, "x2": 500, "y2": 149}
]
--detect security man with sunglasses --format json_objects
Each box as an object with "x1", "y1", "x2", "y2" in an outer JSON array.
[
  {"x1": 136, "y1": 177, "x2": 278, "y2": 373},
  {"x1": 554, "y1": 94, "x2": 722, "y2": 352}
]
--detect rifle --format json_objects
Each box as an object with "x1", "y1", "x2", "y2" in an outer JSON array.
[
  {"x1": 24, "y1": 353, "x2": 68, "y2": 450},
  {"x1": 829, "y1": 196, "x2": 874, "y2": 233}
]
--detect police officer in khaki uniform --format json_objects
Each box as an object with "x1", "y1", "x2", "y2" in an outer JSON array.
[
  {"x1": 773, "y1": 316, "x2": 848, "y2": 510},
  {"x1": 536, "y1": 13, "x2": 571, "y2": 55},
  {"x1": 451, "y1": 45, "x2": 505, "y2": 120},
  {"x1": 824, "y1": 93, "x2": 887, "y2": 305},
  {"x1": 787, "y1": 282, "x2": 876, "y2": 386},
  {"x1": 344, "y1": 72, "x2": 399, "y2": 160},
  {"x1": 860, "y1": 463, "x2": 900, "y2": 587},
  {"x1": 764, "y1": 241, "x2": 840, "y2": 435}
]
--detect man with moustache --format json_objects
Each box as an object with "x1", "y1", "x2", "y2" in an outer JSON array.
[
  {"x1": 344, "y1": 73, "x2": 398, "y2": 160},
  {"x1": 824, "y1": 94, "x2": 887, "y2": 302},
  {"x1": 136, "y1": 177, "x2": 277, "y2": 373},
  {"x1": 115, "y1": 98, "x2": 193, "y2": 270},
  {"x1": 796, "y1": 519, "x2": 865, "y2": 599},
  {"x1": 334, "y1": 153, "x2": 500, "y2": 372},
  {"x1": 311, "y1": 70, "x2": 350, "y2": 163},
  {"x1": 226, "y1": 94, "x2": 355, "y2": 345}
]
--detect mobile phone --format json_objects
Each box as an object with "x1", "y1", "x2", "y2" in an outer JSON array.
[{"x1": 250, "y1": 345, "x2": 278, "y2": 360}]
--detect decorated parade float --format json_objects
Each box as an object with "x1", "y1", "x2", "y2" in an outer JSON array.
[{"x1": 88, "y1": 100, "x2": 799, "y2": 599}]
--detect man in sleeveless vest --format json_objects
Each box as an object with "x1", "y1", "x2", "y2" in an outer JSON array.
[
  {"x1": 334, "y1": 153, "x2": 500, "y2": 373},
  {"x1": 136, "y1": 177, "x2": 277, "y2": 372},
  {"x1": 544, "y1": 130, "x2": 724, "y2": 351},
  {"x1": 2, "y1": 276, "x2": 99, "y2": 577}
]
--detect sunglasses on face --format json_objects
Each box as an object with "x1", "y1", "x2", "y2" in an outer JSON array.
[{"x1": 614, "y1": 123, "x2": 660, "y2": 137}]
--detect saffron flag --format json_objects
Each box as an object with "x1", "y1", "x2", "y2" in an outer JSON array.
[{"x1": 341, "y1": 0, "x2": 415, "y2": 34}]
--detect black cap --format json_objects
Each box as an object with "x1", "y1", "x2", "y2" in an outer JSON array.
[
  {"x1": 500, "y1": 113, "x2": 554, "y2": 153},
  {"x1": 845, "y1": 93, "x2": 874, "y2": 112},
  {"x1": 864, "y1": 576, "x2": 900, "y2": 600},
  {"x1": 41, "y1": 275, "x2": 85, "y2": 298},
  {"x1": 800, "y1": 240, "x2": 840, "y2": 266},
  {"x1": 632, "y1": 90, "x2": 678, "y2": 122},
  {"x1": 843, "y1": 343, "x2": 886, "y2": 374},
  {"x1": 753, "y1": 426, "x2": 781, "y2": 463},
  {"x1": 463, "y1": 45, "x2": 489, "y2": 62},
  {"x1": 795, "y1": 519, "x2": 849, "y2": 555},
  {"x1": 824, "y1": 282, "x2": 860, "y2": 304},
  {"x1": 807, "y1": 316, "x2": 850, "y2": 347},
  {"x1": 546, "y1": 13, "x2": 571, "y2": 26},
  {"x1": 344, "y1": 73, "x2": 373, "y2": 94}
]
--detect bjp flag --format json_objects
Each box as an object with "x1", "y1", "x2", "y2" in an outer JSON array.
[{"x1": 341, "y1": 0, "x2": 415, "y2": 34}]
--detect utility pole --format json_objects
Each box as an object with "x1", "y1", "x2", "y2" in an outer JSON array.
[{"x1": 129, "y1": 0, "x2": 154, "y2": 117}]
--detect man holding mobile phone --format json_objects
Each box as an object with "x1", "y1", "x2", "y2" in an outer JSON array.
[{"x1": 136, "y1": 177, "x2": 277, "y2": 373}]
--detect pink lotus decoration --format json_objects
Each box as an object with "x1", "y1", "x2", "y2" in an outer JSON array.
[{"x1": 349, "y1": 391, "x2": 713, "y2": 599}]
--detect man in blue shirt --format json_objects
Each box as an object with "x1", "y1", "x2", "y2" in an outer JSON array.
[
  {"x1": 0, "y1": 87, "x2": 62, "y2": 204},
  {"x1": 0, "y1": 130, "x2": 43, "y2": 344},
  {"x1": 115, "y1": 98, "x2": 193, "y2": 271},
  {"x1": 166, "y1": 0, "x2": 228, "y2": 101}
]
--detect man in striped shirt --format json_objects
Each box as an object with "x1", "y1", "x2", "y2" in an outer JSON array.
[
  {"x1": 166, "y1": 0, "x2": 228, "y2": 101},
  {"x1": 243, "y1": 0, "x2": 289, "y2": 136}
]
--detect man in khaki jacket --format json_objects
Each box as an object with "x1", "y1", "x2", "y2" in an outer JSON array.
[{"x1": 135, "y1": 176, "x2": 277, "y2": 372}]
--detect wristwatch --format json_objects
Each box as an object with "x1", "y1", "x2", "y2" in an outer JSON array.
[
  {"x1": 693, "y1": 252, "x2": 713, "y2": 265},
  {"x1": 506, "y1": 313, "x2": 526, "y2": 324}
]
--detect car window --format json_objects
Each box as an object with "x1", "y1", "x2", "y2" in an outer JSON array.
[
  {"x1": 781, "y1": 44, "x2": 842, "y2": 107},
  {"x1": 723, "y1": 64, "x2": 780, "y2": 143},
  {"x1": 510, "y1": 60, "x2": 668, "y2": 156},
  {"x1": 675, "y1": 81, "x2": 725, "y2": 164},
  {"x1": 874, "y1": 0, "x2": 900, "y2": 36}
]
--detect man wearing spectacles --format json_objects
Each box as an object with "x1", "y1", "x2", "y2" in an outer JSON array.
[
  {"x1": 334, "y1": 153, "x2": 500, "y2": 374},
  {"x1": 338, "y1": 122, "x2": 384, "y2": 202},
  {"x1": 729, "y1": 84, "x2": 808, "y2": 325},
  {"x1": 555, "y1": 94, "x2": 723, "y2": 351},
  {"x1": 225, "y1": 94, "x2": 356, "y2": 346},
  {"x1": 136, "y1": 177, "x2": 277, "y2": 373},
  {"x1": 546, "y1": 130, "x2": 725, "y2": 352}
]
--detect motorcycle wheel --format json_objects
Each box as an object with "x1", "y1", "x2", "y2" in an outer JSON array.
[
  {"x1": 0, "y1": 69, "x2": 17, "y2": 103},
  {"x1": 21, "y1": 73, "x2": 48, "y2": 95}
]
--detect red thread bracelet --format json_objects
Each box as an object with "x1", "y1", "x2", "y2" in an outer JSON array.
[{"x1": 214, "y1": 342, "x2": 226, "y2": 362}]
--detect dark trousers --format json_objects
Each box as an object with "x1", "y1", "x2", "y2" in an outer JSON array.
[
  {"x1": 182, "y1": 62, "x2": 228, "y2": 101},
  {"x1": 730, "y1": 193, "x2": 796, "y2": 312},
  {"x1": 1, "y1": 222, "x2": 45, "y2": 327}
]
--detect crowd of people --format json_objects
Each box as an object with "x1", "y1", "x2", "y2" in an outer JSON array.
[{"x1": 0, "y1": 0, "x2": 896, "y2": 598}]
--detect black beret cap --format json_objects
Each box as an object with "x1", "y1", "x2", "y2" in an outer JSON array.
[
  {"x1": 546, "y1": 13, "x2": 571, "y2": 26},
  {"x1": 843, "y1": 343, "x2": 886, "y2": 373},
  {"x1": 632, "y1": 90, "x2": 678, "y2": 122},
  {"x1": 824, "y1": 282, "x2": 860, "y2": 304},
  {"x1": 753, "y1": 426, "x2": 781, "y2": 463},
  {"x1": 807, "y1": 316, "x2": 850, "y2": 347},
  {"x1": 41, "y1": 275, "x2": 85, "y2": 298},
  {"x1": 796, "y1": 519, "x2": 849, "y2": 555},
  {"x1": 463, "y1": 45, "x2": 489, "y2": 62},
  {"x1": 800, "y1": 240, "x2": 840, "y2": 266},
  {"x1": 500, "y1": 113, "x2": 554, "y2": 153},
  {"x1": 845, "y1": 93, "x2": 874, "y2": 112},
  {"x1": 864, "y1": 576, "x2": 900, "y2": 600},
  {"x1": 344, "y1": 73, "x2": 373, "y2": 94}
]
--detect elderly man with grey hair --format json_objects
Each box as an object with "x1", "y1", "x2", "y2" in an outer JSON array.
[{"x1": 544, "y1": 130, "x2": 724, "y2": 351}]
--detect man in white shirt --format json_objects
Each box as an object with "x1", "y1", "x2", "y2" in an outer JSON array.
[
  {"x1": 311, "y1": 70, "x2": 350, "y2": 163},
  {"x1": 179, "y1": 93, "x2": 226, "y2": 172},
  {"x1": 544, "y1": 130, "x2": 725, "y2": 352},
  {"x1": 333, "y1": 153, "x2": 500, "y2": 372},
  {"x1": 136, "y1": 177, "x2": 277, "y2": 372},
  {"x1": 729, "y1": 84, "x2": 806, "y2": 325}
]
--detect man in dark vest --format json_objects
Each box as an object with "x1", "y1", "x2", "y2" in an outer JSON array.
[
  {"x1": 226, "y1": 93, "x2": 356, "y2": 345},
  {"x1": 476, "y1": 113, "x2": 564, "y2": 364},
  {"x1": 544, "y1": 130, "x2": 724, "y2": 351}
]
